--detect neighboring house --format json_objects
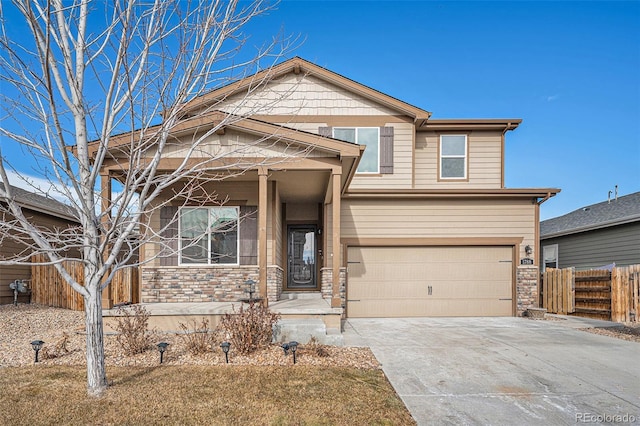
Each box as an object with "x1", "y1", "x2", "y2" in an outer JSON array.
[
  {"x1": 97, "y1": 57, "x2": 559, "y2": 318},
  {"x1": 540, "y1": 191, "x2": 640, "y2": 271},
  {"x1": 0, "y1": 184, "x2": 78, "y2": 305}
]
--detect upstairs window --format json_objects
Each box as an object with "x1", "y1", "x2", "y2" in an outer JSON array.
[
  {"x1": 334, "y1": 127, "x2": 380, "y2": 173},
  {"x1": 179, "y1": 207, "x2": 239, "y2": 265},
  {"x1": 440, "y1": 135, "x2": 467, "y2": 179}
]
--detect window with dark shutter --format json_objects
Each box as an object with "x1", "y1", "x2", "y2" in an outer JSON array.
[
  {"x1": 239, "y1": 206, "x2": 258, "y2": 265},
  {"x1": 379, "y1": 126, "x2": 394, "y2": 174}
]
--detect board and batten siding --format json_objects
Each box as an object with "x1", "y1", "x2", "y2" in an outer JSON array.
[
  {"x1": 415, "y1": 131, "x2": 503, "y2": 189},
  {"x1": 215, "y1": 74, "x2": 399, "y2": 117},
  {"x1": 340, "y1": 198, "x2": 535, "y2": 255},
  {"x1": 541, "y1": 222, "x2": 640, "y2": 270}
]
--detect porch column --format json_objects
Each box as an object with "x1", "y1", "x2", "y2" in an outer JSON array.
[
  {"x1": 258, "y1": 167, "x2": 268, "y2": 306},
  {"x1": 331, "y1": 172, "x2": 342, "y2": 308},
  {"x1": 100, "y1": 172, "x2": 113, "y2": 309}
]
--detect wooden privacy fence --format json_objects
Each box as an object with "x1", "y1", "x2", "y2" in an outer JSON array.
[
  {"x1": 542, "y1": 264, "x2": 640, "y2": 322},
  {"x1": 31, "y1": 254, "x2": 139, "y2": 311}
]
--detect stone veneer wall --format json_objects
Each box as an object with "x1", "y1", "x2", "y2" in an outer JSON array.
[
  {"x1": 267, "y1": 266, "x2": 284, "y2": 302},
  {"x1": 141, "y1": 266, "x2": 259, "y2": 303},
  {"x1": 516, "y1": 265, "x2": 539, "y2": 316},
  {"x1": 320, "y1": 267, "x2": 347, "y2": 309}
]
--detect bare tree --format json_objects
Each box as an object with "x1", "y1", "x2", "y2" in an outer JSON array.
[{"x1": 0, "y1": 0, "x2": 297, "y2": 396}]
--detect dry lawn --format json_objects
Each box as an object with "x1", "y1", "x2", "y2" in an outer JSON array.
[{"x1": 0, "y1": 365, "x2": 415, "y2": 425}]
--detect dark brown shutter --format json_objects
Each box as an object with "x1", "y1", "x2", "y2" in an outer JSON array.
[
  {"x1": 160, "y1": 206, "x2": 178, "y2": 266},
  {"x1": 239, "y1": 206, "x2": 257, "y2": 265},
  {"x1": 318, "y1": 126, "x2": 332, "y2": 137},
  {"x1": 380, "y1": 126, "x2": 394, "y2": 174}
]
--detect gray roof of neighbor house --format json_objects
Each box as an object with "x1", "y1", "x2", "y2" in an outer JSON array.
[
  {"x1": 0, "y1": 183, "x2": 77, "y2": 222},
  {"x1": 540, "y1": 191, "x2": 640, "y2": 239}
]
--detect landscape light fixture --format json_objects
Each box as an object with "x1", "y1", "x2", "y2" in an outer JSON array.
[
  {"x1": 220, "y1": 341, "x2": 231, "y2": 364},
  {"x1": 31, "y1": 340, "x2": 44, "y2": 363},
  {"x1": 281, "y1": 342, "x2": 290, "y2": 356},
  {"x1": 157, "y1": 342, "x2": 169, "y2": 364},
  {"x1": 245, "y1": 278, "x2": 256, "y2": 301},
  {"x1": 289, "y1": 341, "x2": 298, "y2": 364}
]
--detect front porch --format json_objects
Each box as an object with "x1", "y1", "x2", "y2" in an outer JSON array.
[{"x1": 102, "y1": 293, "x2": 344, "y2": 345}]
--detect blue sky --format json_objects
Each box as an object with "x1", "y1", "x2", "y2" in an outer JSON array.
[
  {"x1": 255, "y1": 0, "x2": 640, "y2": 219},
  {"x1": 2, "y1": 1, "x2": 639, "y2": 220}
]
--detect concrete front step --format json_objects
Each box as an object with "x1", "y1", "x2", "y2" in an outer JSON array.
[
  {"x1": 279, "y1": 292, "x2": 323, "y2": 300},
  {"x1": 273, "y1": 318, "x2": 343, "y2": 346}
]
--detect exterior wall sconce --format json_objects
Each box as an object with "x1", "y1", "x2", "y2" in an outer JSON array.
[
  {"x1": 157, "y1": 342, "x2": 169, "y2": 364},
  {"x1": 525, "y1": 245, "x2": 533, "y2": 256},
  {"x1": 220, "y1": 341, "x2": 231, "y2": 364},
  {"x1": 31, "y1": 340, "x2": 44, "y2": 363}
]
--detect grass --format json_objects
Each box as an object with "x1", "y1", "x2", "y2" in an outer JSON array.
[{"x1": 0, "y1": 366, "x2": 415, "y2": 425}]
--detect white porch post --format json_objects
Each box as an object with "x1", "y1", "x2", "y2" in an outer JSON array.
[{"x1": 258, "y1": 168, "x2": 268, "y2": 306}]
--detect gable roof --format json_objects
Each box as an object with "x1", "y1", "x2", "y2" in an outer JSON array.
[
  {"x1": 0, "y1": 182, "x2": 77, "y2": 222},
  {"x1": 179, "y1": 57, "x2": 432, "y2": 121},
  {"x1": 540, "y1": 191, "x2": 640, "y2": 239}
]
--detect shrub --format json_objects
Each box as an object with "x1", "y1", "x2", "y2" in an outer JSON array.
[
  {"x1": 218, "y1": 301, "x2": 280, "y2": 355},
  {"x1": 302, "y1": 336, "x2": 330, "y2": 357},
  {"x1": 41, "y1": 332, "x2": 70, "y2": 360},
  {"x1": 178, "y1": 319, "x2": 214, "y2": 355},
  {"x1": 113, "y1": 305, "x2": 153, "y2": 355}
]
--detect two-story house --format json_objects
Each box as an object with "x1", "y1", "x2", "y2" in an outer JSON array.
[{"x1": 97, "y1": 57, "x2": 559, "y2": 325}]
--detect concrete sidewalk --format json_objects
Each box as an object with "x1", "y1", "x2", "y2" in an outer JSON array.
[{"x1": 343, "y1": 317, "x2": 640, "y2": 425}]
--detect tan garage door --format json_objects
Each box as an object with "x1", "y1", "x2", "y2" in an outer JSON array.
[{"x1": 347, "y1": 246, "x2": 513, "y2": 317}]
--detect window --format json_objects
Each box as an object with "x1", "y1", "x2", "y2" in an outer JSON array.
[
  {"x1": 542, "y1": 244, "x2": 558, "y2": 271},
  {"x1": 440, "y1": 135, "x2": 467, "y2": 179},
  {"x1": 334, "y1": 127, "x2": 380, "y2": 173},
  {"x1": 179, "y1": 207, "x2": 239, "y2": 265}
]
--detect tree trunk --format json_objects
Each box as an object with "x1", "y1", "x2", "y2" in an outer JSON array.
[{"x1": 84, "y1": 286, "x2": 108, "y2": 397}]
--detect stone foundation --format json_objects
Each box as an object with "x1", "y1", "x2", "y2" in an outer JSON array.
[
  {"x1": 516, "y1": 265, "x2": 539, "y2": 316},
  {"x1": 141, "y1": 266, "x2": 259, "y2": 303},
  {"x1": 320, "y1": 267, "x2": 347, "y2": 309},
  {"x1": 267, "y1": 266, "x2": 284, "y2": 302}
]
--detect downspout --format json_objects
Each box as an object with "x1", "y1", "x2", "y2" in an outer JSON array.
[
  {"x1": 536, "y1": 192, "x2": 552, "y2": 205},
  {"x1": 501, "y1": 123, "x2": 511, "y2": 188}
]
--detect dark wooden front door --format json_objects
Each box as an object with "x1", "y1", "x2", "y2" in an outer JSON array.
[{"x1": 287, "y1": 225, "x2": 317, "y2": 289}]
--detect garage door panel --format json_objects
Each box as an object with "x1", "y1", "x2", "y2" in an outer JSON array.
[{"x1": 347, "y1": 246, "x2": 513, "y2": 317}]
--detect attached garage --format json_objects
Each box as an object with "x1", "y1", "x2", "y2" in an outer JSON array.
[{"x1": 346, "y1": 246, "x2": 514, "y2": 317}]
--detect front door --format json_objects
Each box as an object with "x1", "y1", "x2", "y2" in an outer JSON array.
[{"x1": 287, "y1": 225, "x2": 317, "y2": 289}]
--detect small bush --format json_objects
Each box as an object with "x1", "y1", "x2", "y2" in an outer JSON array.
[
  {"x1": 114, "y1": 305, "x2": 153, "y2": 355},
  {"x1": 219, "y1": 301, "x2": 280, "y2": 355},
  {"x1": 41, "y1": 332, "x2": 70, "y2": 360},
  {"x1": 303, "y1": 336, "x2": 330, "y2": 357},
  {"x1": 178, "y1": 319, "x2": 214, "y2": 355}
]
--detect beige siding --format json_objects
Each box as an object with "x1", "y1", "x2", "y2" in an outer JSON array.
[
  {"x1": 163, "y1": 129, "x2": 330, "y2": 160},
  {"x1": 415, "y1": 131, "x2": 503, "y2": 189},
  {"x1": 215, "y1": 74, "x2": 398, "y2": 116},
  {"x1": 342, "y1": 198, "x2": 536, "y2": 258},
  {"x1": 274, "y1": 186, "x2": 282, "y2": 267}
]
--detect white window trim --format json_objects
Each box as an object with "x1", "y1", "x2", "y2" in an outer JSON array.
[
  {"x1": 542, "y1": 244, "x2": 559, "y2": 272},
  {"x1": 333, "y1": 127, "x2": 380, "y2": 174},
  {"x1": 439, "y1": 135, "x2": 468, "y2": 180},
  {"x1": 178, "y1": 206, "x2": 240, "y2": 266}
]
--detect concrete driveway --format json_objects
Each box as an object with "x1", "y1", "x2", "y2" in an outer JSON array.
[{"x1": 343, "y1": 317, "x2": 640, "y2": 425}]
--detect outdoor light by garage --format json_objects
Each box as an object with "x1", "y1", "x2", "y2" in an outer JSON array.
[
  {"x1": 157, "y1": 342, "x2": 169, "y2": 364},
  {"x1": 31, "y1": 340, "x2": 44, "y2": 363},
  {"x1": 220, "y1": 341, "x2": 231, "y2": 364}
]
